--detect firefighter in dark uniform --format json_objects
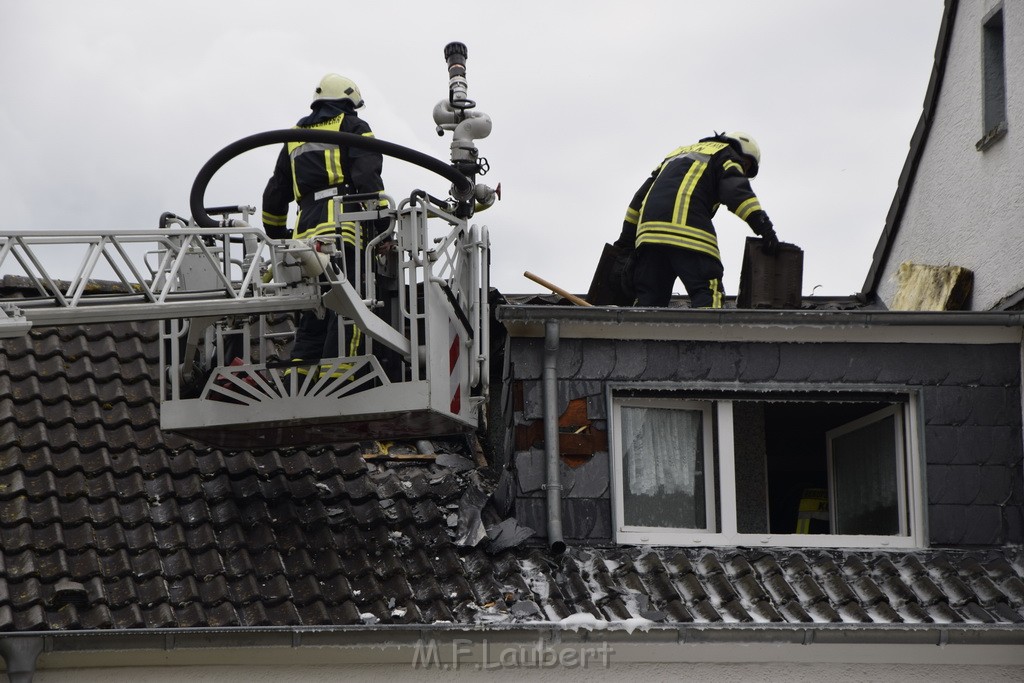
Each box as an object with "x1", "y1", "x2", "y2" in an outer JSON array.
[
  {"x1": 614, "y1": 131, "x2": 779, "y2": 308},
  {"x1": 262, "y1": 73, "x2": 387, "y2": 369}
]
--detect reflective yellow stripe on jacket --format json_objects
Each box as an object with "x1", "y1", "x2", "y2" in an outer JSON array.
[
  {"x1": 635, "y1": 141, "x2": 732, "y2": 260},
  {"x1": 287, "y1": 114, "x2": 365, "y2": 242},
  {"x1": 287, "y1": 114, "x2": 347, "y2": 197}
]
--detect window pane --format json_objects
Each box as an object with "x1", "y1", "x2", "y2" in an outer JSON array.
[
  {"x1": 620, "y1": 406, "x2": 706, "y2": 529},
  {"x1": 830, "y1": 413, "x2": 900, "y2": 535}
]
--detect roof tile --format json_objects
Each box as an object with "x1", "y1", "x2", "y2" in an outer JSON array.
[
  {"x1": 895, "y1": 601, "x2": 932, "y2": 623},
  {"x1": 47, "y1": 605, "x2": 81, "y2": 630},
  {"x1": 153, "y1": 526, "x2": 187, "y2": 554},
  {"x1": 281, "y1": 549, "x2": 315, "y2": 579},
  {"x1": 959, "y1": 601, "x2": 996, "y2": 623},
  {"x1": 109, "y1": 450, "x2": 143, "y2": 478},
  {"x1": 205, "y1": 600, "x2": 240, "y2": 627},
  {"x1": 290, "y1": 575, "x2": 325, "y2": 608},
  {"x1": 223, "y1": 549, "x2": 254, "y2": 580},
  {"x1": 660, "y1": 599, "x2": 692, "y2": 623},
  {"x1": 78, "y1": 603, "x2": 113, "y2": 629},
  {"x1": 237, "y1": 600, "x2": 268, "y2": 626},
  {"x1": 989, "y1": 602, "x2": 1024, "y2": 623},
  {"x1": 8, "y1": 577, "x2": 43, "y2": 608},
  {"x1": 184, "y1": 525, "x2": 218, "y2": 554},
  {"x1": 866, "y1": 600, "x2": 901, "y2": 622},
  {"x1": 197, "y1": 575, "x2": 230, "y2": 606},
  {"x1": 131, "y1": 549, "x2": 164, "y2": 581},
  {"x1": 718, "y1": 599, "x2": 753, "y2": 623},
  {"x1": 599, "y1": 597, "x2": 632, "y2": 621},
  {"x1": 118, "y1": 498, "x2": 151, "y2": 527},
  {"x1": 167, "y1": 576, "x2": 200, "y2": 607},
  {"x1": 173, "y1": 602, "x2": 207, "y2": 628},
  {"x1": 296, "y1": 600, "x2": 331, "y2": 625},
  {"x1": 349, "y1": 574, "x2": 384, "y2": 605},
  {"x1": 836, "y1": 601, "x2": 872, "y2": 623},
  {"x1": 208, "y1": 499, "x2": 240, "y2": 529},
  {"x1": 848, "y1": 574, "x2": 888, "y2": 606},
  {"x1": 805, "y1": 600, "x2": 841, "y2": 623},
  {"x1": 227, "y1": 575, "x2": 261, "y2": 606},
  {"x1": 67, "y1": 549, "x2": 102, "y2": 580},
  {"x1": 690, "y1": 598, "x2": 723, "y2": 622},
  {"x1": 319, "y1": 574, "x2": 353, "y2": 604},
  {"x1": 144, "y1": 602, "x2": 177, "y2": 628},
  {"x1": 328, "y1": 600, "x2": 362, "y2": 625},
  {"x1": 13, "y1": 603, "x2": 47, "y2": 631},
  {"x1": 179, "y1": 500, "x2": 212, "y2": 528},
  {"x1": 105, "y1": 576, "x2": 138, "y2": 609}
]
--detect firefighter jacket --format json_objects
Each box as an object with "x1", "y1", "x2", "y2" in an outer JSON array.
[
  {"x1": 614, "y1": 137, "x2": 771, "y2": 262},
  {"x1": 261, "y1": 100, "x2": 385, "y2": 244}
]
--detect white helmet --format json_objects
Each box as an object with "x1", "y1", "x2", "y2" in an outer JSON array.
[
  {"x1": 314, "y1": 73, "x2": 364, "y2": 108},
  {"x1": 724, "y1": 131, "x2": 761, "y2": 177}
]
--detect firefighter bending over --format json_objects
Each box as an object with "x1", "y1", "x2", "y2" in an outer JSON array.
[
  {"x1": 262, "y1": 73, "x2": 388, "y2": 368},
  {"x1": 614, "y1": 131, "x2": 780, "y2": 308}
]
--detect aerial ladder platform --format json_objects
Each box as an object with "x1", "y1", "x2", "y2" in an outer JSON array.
[{"x1": 0, "y1": 42, "x2": 498, "y2": 450}]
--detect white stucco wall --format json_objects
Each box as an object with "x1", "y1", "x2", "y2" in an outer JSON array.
[{"x1": 877, "y1": 0, "x2": 1024, "y2": 310}]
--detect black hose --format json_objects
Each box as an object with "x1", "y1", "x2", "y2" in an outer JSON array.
[
  {"x1": 158, "y1": 212, "x2": 180, "y2": 229},
  {"x1": 189, "y1": 129, "x2": 474, "y2": 228}
]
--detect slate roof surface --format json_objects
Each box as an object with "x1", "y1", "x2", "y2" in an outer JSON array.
[{"x1": 1, "y1": 316, "x2": 1023, "y2": 634}]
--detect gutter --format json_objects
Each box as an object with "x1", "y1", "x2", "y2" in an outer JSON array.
[
  {"x1": 0, "y1": 623, "x2": 1022, "y2": 658},
  {"x1": 2, "y1": 624, "x2": 1023, "y2": 677},
  {"x1": 496, "y1": 305, "x2": 1024, "y2": 329}
]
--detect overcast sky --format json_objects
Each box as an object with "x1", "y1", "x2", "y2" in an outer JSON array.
[{"x1": 0, "y1": 0, "x2": 944, "y2": 299}]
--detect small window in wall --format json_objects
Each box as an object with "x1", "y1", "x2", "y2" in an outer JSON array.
[
  {"x1": 978, "y1": 4, "x2": 1007, "y2": 151},
  {"x1": 610, "y1": 390, "x2": 925, "y2": 548}
]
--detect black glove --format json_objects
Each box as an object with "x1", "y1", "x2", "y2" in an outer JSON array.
[
  {"x1": 748, "y1": 210, "x2": 779, "y2": 256},
  {"x1": 761, "y1": 227, "x2": 780, "y2": 256}
]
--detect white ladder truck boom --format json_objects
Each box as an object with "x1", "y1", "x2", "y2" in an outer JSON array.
[{"x1": 0, "y1": 42, "x2": 498, "y2": 450}]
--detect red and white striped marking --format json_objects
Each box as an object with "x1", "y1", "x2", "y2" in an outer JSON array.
[{"x1": 449, "y1": 322, "x2": 462, "y2": 415}]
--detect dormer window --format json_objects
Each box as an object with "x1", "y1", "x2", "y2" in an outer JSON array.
[{"x1": 610, "y1": 387, "x2": 926, "y2": 548}]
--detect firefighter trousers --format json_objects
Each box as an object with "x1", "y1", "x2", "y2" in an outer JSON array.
[
  {"x1": 633, "y1": 245, "x2": 725, "y2": 308},
  {"x1": 290, "y1": 244, "x2": 363, "y2": 364}
]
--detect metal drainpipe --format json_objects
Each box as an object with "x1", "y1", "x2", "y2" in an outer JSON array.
[
  {"x1": 543, "y1": 319, "x2": 566, "y2": 554},
  {"x1": 0, "y1": 637, "x2": 43, "y2": 683}
]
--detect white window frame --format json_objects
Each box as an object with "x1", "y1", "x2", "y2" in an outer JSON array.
[
  {"x1": 609, "y1": 387, "x2": 926, "y2": 549},
  {"x1": 826, "y1": 404, "x2": 909, "y2": 536},
  {"x1": 610, "y1": 397, "x2": 717, "y2": 545}
]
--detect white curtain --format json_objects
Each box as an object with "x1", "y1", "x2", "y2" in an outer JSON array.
[{"x1": 621, "y1": 406, "x2": 705, "y2": 528}]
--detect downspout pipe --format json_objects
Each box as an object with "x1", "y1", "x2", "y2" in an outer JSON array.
[
  {"x1": 0, "y1": 637, "x2": 43, "y2": 683},
  {"x1": 543, "y1": 319, "x2": 566, "y2": 555}
]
